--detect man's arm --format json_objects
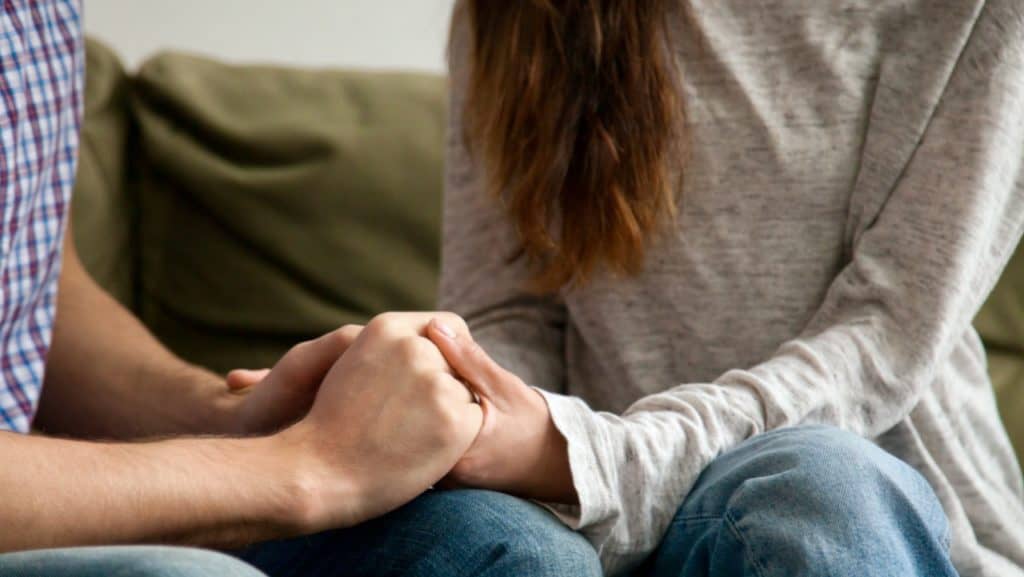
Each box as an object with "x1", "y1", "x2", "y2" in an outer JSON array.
[
  {"x1": 34, "y1": 230, "x2": 237, "y2": 439},
  {"x1": 0, "y1": 430, "x2": 316, "y2": 552},
  {"x1": 1, "y1": 313, "x2": 482, "y2": 553}
]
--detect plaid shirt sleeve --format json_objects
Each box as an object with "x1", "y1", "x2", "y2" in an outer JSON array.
[{"x1": 0, "y1": 1, "x2": 82, "y2": 432}]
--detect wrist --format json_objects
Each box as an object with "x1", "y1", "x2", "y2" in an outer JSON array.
[
  {"x1": 269, "y1": 422, "x2": 362, "y2": 534},
  {"x1": 528, "y1": 390, "x2": 578, "y2": 504}
]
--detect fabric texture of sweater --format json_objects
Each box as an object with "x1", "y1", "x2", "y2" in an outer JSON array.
[{"x1": 441, "y1": 1, "x2": 1024, "y2": 575}]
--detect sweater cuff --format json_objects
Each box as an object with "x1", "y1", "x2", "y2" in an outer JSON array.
[{"x1": 534, "y1": 389, "x2": 614, "y2": 532}]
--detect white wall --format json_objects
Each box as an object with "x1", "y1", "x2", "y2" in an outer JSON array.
[{"x1": 83, "y1": 0, "x2": 456, "y2": 73}]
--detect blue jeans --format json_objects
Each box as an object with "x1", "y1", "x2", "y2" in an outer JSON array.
[
  {"x1": 235, "y1": 489, "x2": 601, "y2": 576},
  {"x1": 0, "y1": 426, "x2": 955, "y2": 577},
  {"x1": 640, "y1": 425, "x2": 956, "y2": 577},
  {"x1": 0, "y1": 490, "x2": 599, "y2": 577},
  {"x1": 0, "y1": 546, "x2": 265, "y2": 577}
]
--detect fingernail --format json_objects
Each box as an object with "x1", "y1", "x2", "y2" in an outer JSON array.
[{"x1": 434, "y1": 320, "x2": 457, "y2": 339}]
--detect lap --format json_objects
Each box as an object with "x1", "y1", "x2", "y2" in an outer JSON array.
[
  {"x1": 641, "y1": 425, "x2": 954, "y2": 577},
  {"x1": 0, "y1": 490, "x2": 599, "y2": 577},
  {"x1": 237, "y1": 488, "x2": 601, "y2": 577}
]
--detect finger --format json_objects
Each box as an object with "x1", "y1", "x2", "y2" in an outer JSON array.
[
  {"x1": 281, "y1": 324, "x2": 364, "y2": 388},
  {"x1": 459, "y1": 399, "x2": 485, "y2": 444},
  {"x1": 434, "y1": 371, "x2": 477, "y2": 406},
  {"x1": 460, "y1": 376, "x2": 481, "y2": 404},
  {"x1": 365, "y1": 312, "x2": 466, "y2": 341},
  {"x1": 226, "y1": 368, "x2": 271, "y2": 390},
  {"x1": 427, "y1": 318, "x2": 504, "y2": 399}
]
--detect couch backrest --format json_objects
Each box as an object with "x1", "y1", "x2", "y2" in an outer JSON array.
[
  {"x1": 74, "y1": 39, "x2": 136, "y2": 307},
  {"x1": 74, "y1": 38, "x2": 447, "y2": 372}
]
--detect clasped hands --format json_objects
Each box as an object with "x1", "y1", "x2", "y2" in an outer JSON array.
[{"x1": 217, "y1": 312, "x2": 574, "y2": 534}]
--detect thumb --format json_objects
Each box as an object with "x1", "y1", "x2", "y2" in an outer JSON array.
[
  {"x1": 226, "y1": 368, "x2": 271, "y2": 390},
  {"x1": 427, "y1": 318, "x2": 506, "y2": 399}
]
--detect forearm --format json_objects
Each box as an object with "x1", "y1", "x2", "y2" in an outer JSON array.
[
  {"x1": 36, "y1": 236, "x2": 235, "y2": 439},
  {"x1": 0, "y1": 430, "x2": 316, "y2": 552}
]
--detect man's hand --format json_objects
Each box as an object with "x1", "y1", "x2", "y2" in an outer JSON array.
[
  {"x1": 278, "y1": 312, "x2": 484, "y2": 532},
  {"x1": 221, "y1": 325, "x2": 363, "y2": 435},
  {"x1": 425, "y1": 318, "x2": 578, "y2": 504}
]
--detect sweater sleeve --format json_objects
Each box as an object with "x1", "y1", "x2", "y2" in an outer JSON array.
[
  {"x1": 537, "y1": 2, "x2": 1024, "y2": 574},
  {"x1": 441, "y1": 2, "x2": 1024, "y2": 575}
]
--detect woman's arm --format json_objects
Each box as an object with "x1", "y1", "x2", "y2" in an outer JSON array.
[
  {"x1": 442, "y1": 1, "x2": 1024, "y2": 574},
  {"x1": 540, "y1": 2, "x2": 1024, "y2": 572}
]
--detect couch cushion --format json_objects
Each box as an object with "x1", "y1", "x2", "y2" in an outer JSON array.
[
  {"x1": 976, "y1": 240, "x2": 1024, "y2": 356},
  {"x1": 976, "y1": 240, "x2": 1024, "y2": 468},
  {"x1": 985, "y1": 351, "x2": 1024, "y2": 470},
  {"x1": 71, "y1": 38, "x2": 135, "y2": 307},
  {"x1": 131, "y1": 52, "x2": 446, "y2": 373}
]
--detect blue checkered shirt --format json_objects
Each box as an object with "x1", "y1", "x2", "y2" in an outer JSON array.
[{"x1": 0, "y1": 1, "x2": 81, "y2": 432}]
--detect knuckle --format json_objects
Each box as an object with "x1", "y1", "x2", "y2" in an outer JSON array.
[
  {"x1": 323, "y1": 329, "x2": 348, "y2": 350},
  {"x1": 465, "y1": 338, "x2": 486, "y2": 359},
  {"x1": 340, "y1": 323, "x2": 364, "y2": 334},
  {"x1": 395, "y1": 336, "x2": 430, "y2": 363},
  {"x1": 425, "y1": 371, "x2": 454, "y2": 397},
  {"x1": 425, "y1": 376, "x2": 473, "y2": 429},
  {"x1": 366, "y1": 313, "x2": 400, "y2": 337},
  {"x1": 277, "y1": 339, "x2": 315, "y2": 373},
  {"x1": 435, "y1": 311, "x2": 469, "y2": 334},
  {"x1": 334, "y1": 324, "x2": 362, "y2": 346},
  {"x1": 433, "y1": 404, "x2": 462, "y2": 441},
  {"x1": 375, "y1": 311, "x2": 400, "y2": 324},
  {"x1": 464, "y1": 339, "x2": 496, "y2": 371},
  {"x1": 287, "y1": 340, "x2": 312, "y2": 359},
  {"x1": 368, "y1": 312, "x2": 392, "y2": 329},
  {"x1": 423, "y1": 375, "x2": 461, "y2": 412}
]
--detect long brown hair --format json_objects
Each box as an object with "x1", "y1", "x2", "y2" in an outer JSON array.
[{"x1": 454, "y1": 0, "x2": 684, "y2": 291}]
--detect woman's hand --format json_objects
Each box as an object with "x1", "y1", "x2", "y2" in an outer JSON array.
[{"x1": 426, "y1": 318, "x2": 578, "y2": 504}]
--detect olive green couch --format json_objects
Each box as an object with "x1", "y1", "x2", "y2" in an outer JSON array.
[{"x1": 71, "y1": 39, "x2": 1023, "y2": 473}]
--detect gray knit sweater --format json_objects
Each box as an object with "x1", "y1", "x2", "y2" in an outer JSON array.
[{"x1": 440, "y1": 1, "x2": 1024, "y2": 575}]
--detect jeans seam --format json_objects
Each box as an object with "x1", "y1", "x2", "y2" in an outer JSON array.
[
  {"x1": 670, "y1": 513, "x2": 720, "y2": 524},
  {"x1": 724, "y1": 511, "x2": 769, "y2": 577}
]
